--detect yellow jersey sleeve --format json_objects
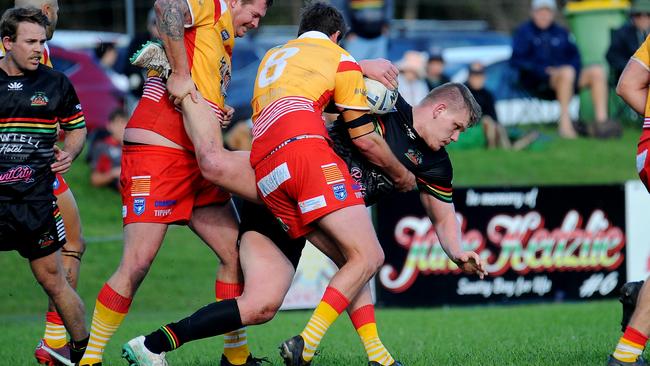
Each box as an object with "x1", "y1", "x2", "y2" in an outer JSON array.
[
  {"x1": 333, "y1": 53, "x2": 369, "y2": 111},
  {"x1": 632, "y1": 36, "x2": 650, "y2": 70},
  {"x1": 185, "y1": 0, "x2": 224, "y2": 27}
]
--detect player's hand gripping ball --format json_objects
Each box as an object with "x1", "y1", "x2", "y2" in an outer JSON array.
[{"x1": 364, "y1": 77, "x2": 398, "y2": 115}]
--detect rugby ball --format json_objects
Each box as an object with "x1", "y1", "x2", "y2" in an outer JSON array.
[{"x1": 364, "y1": 77, "x2": 398, "y2": 115}]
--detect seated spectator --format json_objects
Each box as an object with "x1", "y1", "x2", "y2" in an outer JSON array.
[
  {"x1": 511, "y1": 0, "x2": 613, "y2": 139},
  {"x1": 466, "y1": 62, "x2": 538, "y2": 150},
  {"x1": 396, "y1": 51, "x2": 429, "y2": 105},
  {"x1": 607, "y1": 0, "x2": 650, "y2": 83},
  {"x1": 426, "y1": 49, "x2": 450, "y2": 90},
  {"x1": 90, "y1": 109, "x2": 127, "y2": 190},
  {"x1": 94, "y1": 41, "x2": 129, "y2": 94}
]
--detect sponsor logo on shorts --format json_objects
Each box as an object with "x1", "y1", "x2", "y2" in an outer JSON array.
[
  {"x1": 355, "y1": 191, "x2": 364, "y2": 199},
  {"x1": 321, "y1": 163, "x2": 345, "y2": 185},
  {"x1": 155, "y1": 200, "x2": 177, "y2": 207},
  {"x1": 154, "y1": 209, "x2": 172, "y2": 217},
  {"x1": 276, "y1": 217, "x2": 290, "y2": 232},
  {"x1": 257, "y1": 162, "x2": 291, "y2": 197},
  {"x1": 52, "y1": 177, "x2": 60, "y2": 190},
  {"x1": 38, "y1": 233, "x2": 55, "y2": 248},
  {"x1": 131, "y1": 175, "x2": 151, "y2": 197},
  {"x1": 637, "y1": 149, "x2": 648, "y2": 174},
  {"x1": 221, "y1": 30, "x2": 230, "y2": 41},
  {"x1": 122, "y1": 205, "x2": 127, "y2": 218},
  {"x1": 332, "y1": 183, "x2": 347, "y2": 201},
  {"x1": 133, "y1": 198, "x2": 146, "y2": 216},
  {"x1": 299, "y1": 195, "x2": 327, "y2": 214}
]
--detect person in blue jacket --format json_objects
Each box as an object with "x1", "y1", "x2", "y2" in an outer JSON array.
[{"x1": 511, "y1": 0, "x2": 611, "y2": 139}]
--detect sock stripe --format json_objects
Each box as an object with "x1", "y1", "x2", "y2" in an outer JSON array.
[
  {"x1": 160, "y1": 326, "x2": 179, "y2": 350},
  {"x1": 97, "y1": 284, "x2": 132, "y2": 313},
  {"x1": 625, "y1": 326, "x2": 649, "y2": 345},
  {"x1": 322, "y1": 286, "x2": 349, "y2": 314},
  {"x1": 46, "y1": 311, "x2": 64, "y2": 325},
  {"x1": 215, "y1": 281, "x2": 244, "y2": 300},
  {"x1": 350, "y1": 305, "x2": 376, "y2": 329}
]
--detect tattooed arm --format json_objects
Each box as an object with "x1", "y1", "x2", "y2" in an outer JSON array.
[{"x1": 154, "y1": 0, "x2": 197, "y2": 103}]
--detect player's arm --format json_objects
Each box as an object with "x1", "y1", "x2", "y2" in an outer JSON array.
[
  {"x1": 420, "y1": 192, "x2": 487, "y2": 279},
  {"x1": 154, "y1": 0, "x2": 197, "y2": 103},
  {"x1": 52, "y1": 77, "x2": 87, "y2": 174},
  {"x1": 344, "y1": 110, "x2": 415, "y2": 192},
  {"x1": 616, "y1": 59, "x2": 650, "y2": 115}
]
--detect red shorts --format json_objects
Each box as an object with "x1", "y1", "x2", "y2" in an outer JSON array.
[
  {"x1": 120, "y1": 145, "x2": 231, "y2": 226},
  {"x1": 52, "y1": 173, "x2": 68, "y2": 196},
  {"x1": 637, "y1": 129, "x2": 650, "y2": 192},
  {"x1": 254, "y1": 138, "x2": 363, "y2": 238}
]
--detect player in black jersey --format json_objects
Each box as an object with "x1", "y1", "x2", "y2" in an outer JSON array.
[
  {"x1": 125, "y1": 82, "x2": 487, "y2": 366},
  {"x1": 0, "y1": 7, "x2": 89, "y2": 364}
]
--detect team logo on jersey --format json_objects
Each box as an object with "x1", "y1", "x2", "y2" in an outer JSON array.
[
  {"x1": 405, "y1": 148, "x2": 423, "y2": 165},
  {"x1": 332, "y1": 183, "x2": 348, "y2": 201},
  {"x1": 30, "y1": 92, "x2": 49, "y2": 106},
  {"x1": 221, "y1": 30, "x2": 230, "y2": 41},
  {"x1": 7, "y1": 82, "x2": 22, "y2": 91},
  {"x1": 133, "y1": 198, "x2": 146, "y2": 216}
]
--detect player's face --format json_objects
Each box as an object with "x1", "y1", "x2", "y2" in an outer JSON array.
[
  {"x1": 2, "y1": 22, "x2": 47, "y2": 72},
  {"x1": 423, "y1": 104, "x2": 469, "y2": 151},
  {"x1": 231, "y1": 0, "x2": 267, "y2": 37}
]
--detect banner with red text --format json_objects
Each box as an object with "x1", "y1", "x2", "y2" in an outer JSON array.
[{"x1": 375, "y1": 185, "x2": 626, "y2": 306}]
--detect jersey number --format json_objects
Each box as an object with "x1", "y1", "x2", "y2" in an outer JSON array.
[{"x1": 257, "y1": 47, "x2": 300, "y2": 88}]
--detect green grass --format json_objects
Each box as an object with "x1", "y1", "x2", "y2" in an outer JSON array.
[{"x1": 0, "y1": 128, "x2": 641, "y2": 365}]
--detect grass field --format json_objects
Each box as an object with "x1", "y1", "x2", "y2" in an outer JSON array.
[{"x1": 0, "y1": 127, "x2": 642, "y2": 365}]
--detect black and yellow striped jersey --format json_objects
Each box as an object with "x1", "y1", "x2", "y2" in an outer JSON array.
[{"x1": 0, "y1": 64, "x2": 85, "y2": 201}]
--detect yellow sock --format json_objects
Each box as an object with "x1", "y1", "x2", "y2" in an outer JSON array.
[
  {"x1": 43, "y1": 311, "x2": 67, "y2": 348},
  {"x1": 300, "y1": 287, "x2": 349, "y2": 362},
  {"x1": 79, "y1": 284, "x2": 132, "y2": 365},
  {"x1": 613, "y1": 326, "x2": 648, "y2": 363},
  {"x1": 350, "y1": 305, "x2": 395, "y2": 365},
  {"x1": 217, "y1": 281, "x2": 249, "y2": 365}
]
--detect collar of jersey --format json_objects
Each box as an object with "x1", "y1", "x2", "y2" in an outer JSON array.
[{"x1": 298, "y1": 31, "x2": 331, "y2": 42}]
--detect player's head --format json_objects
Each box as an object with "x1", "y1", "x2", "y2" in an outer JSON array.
[
  {"x1": 15, "y1": 0, "x2": 58, "y2": 40},
  {"x1": 0, "y1": 7, "x2": 49, "y2": 72},
  {"x1": 414, "y1": 82, "x2": 482, "y2": 151},
  {"x1": 230, "y1": 0, "x2": 272, "y2": 37},
  {"x1": 297, "y1": 2, "x2": 346, "y2": 44}
]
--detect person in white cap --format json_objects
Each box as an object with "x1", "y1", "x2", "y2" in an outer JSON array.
[{"x1": 511, "y1": 0, "x2": 613, "y2": 139}]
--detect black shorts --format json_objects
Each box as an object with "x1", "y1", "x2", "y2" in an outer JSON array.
[
  {"x1": 0, "y1": 200, "x2": 66, "y2": 260},
  {"x1": 238, "y1": 200, "x2": 306, "y2": 269}
]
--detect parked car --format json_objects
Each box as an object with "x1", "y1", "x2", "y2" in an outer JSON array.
[{"x1": 49, "y1": 45, "x2": 124, "y2": 132}]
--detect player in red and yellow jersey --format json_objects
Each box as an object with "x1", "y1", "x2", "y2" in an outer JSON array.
[
  {"x1": 79, "y1": 1, "x2": 271, "y2": 366},
  {"x1": 5, "y1": 2, "x2": 89, "y2": 365},
  {"x1": 249, "y1": 3, "x2": 413, "y2": 365},
  {"x1": 607, "y1": 37, "x2": 650, "y2": 366}
]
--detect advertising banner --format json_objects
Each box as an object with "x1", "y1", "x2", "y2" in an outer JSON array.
[
  {"x1": 376, "y1": 186, "x2": 626, "y2": 306},
  {"x1": 625, "y1": 180, "x2": 650, "y2": 281}
]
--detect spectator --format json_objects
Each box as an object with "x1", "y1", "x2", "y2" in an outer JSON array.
[
  {"x1": 466, "y1": 62, "x2": 538, "y2": 150},
  {"x1": 332, "y1": 0, "x2": 393, "y2": 60},
  {"x1": 397, "y1": 51, "x2": 429, "y2": 105},
  {"x1": 90, "y1": 109, "x2": 127, "y2": 190},
  {"x1": 94, "y1": 41, "x2": 129, "y2": 94},
  {"x1": 426, "y1": 49, "x2": 450, "y2": 90},
  {"x1": 607, "y1": 0, "x2": 650, "y2": 83},
  {"x1": 511, "y1": 0, "x2": 612, "y2": 139}
]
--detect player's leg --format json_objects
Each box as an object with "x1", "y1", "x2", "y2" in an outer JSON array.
[
  {"x1": 287, "y1": 205, "x2": 384, "y2": 364},
  {"x1": 39, "y1": 180, "x2": 86, "y2": 359},
  {"x1": 180, "y1": 94, "x2": 258, "y2": 202},
  {"x1": 123, "y1": 230, "x2": 296, "y2": 365},
  {"x1": 190, "y1": 200, "x2": 254, "y2": 365},
  {"x1": 78, "y1": 222, "x2": 167, "y2": 366},
  {"x1": 310, "y1": 230, "x2": 398, "y2": 366},
  {"x1": 609, "y1": 279, "x2": 650, "y2": 365},
  {"x1": 30, "y1": 250, "x2": 89, "y2": 364}
]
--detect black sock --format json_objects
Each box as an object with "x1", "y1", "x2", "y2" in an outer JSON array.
[
  {"x1": 144, "y1": 298, "x2": 243, "y2": 354},
  {"x1": 69, "y1": 336, "x2": 89, "y2": 363}
]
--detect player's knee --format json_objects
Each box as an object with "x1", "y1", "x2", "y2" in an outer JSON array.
[
  {"x1": 249, "y1": 300, "x2": 282, "y2": 325},
  {"x1": 37, "y1": 271, "x2": 67, "y2": 297},
  {"x1": 196, "y1": 148, "x2": 228, "y2": 182}
]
